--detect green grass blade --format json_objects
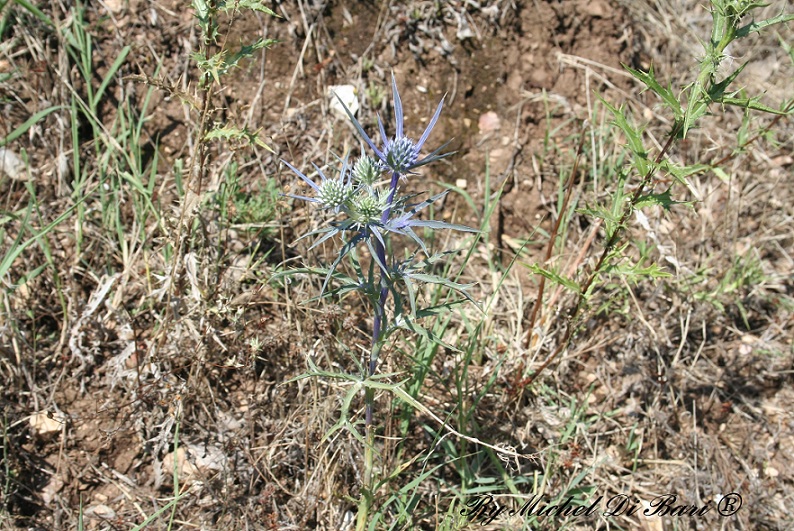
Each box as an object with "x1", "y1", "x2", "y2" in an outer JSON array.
[
  {"x1": 0, "y1": 106, "x2": 62, "y2": 147},
  {"x1": 13, "y1": 0, "x2": 53, "y2": 26},
  {"x1": 95, "y1": 45, "x2": 131, "y2": 105},
  {"x1": 0, "y1": 199, "x2": 83, "y2": 279}
]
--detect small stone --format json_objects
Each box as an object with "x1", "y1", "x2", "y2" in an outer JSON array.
[
  {"x1": 478, "y1": 111, "x2": 501, "y2": 134},
  {"x1": 41, "y1": 476, "x2": 64, "y2": 505},
  {"x1": 85, "y1": 504, "x2": 116, "y2": 519},
  {"x1": 162, "y1": 443, "x2": 228, "y2": 484},
  {"x1": 105, "y1": 0, "x2": 124, "y2": 13},
  {"x1": 163, "y1": 447, "x2": 200, "y2": 482},
  {"x1": 455, "y1": 178, "x2": 467, "y2": 189},
  {"x1": 584, "y1": 0, "x2": 608, "y2": 17},
  {"x1": 0, "y1": 148, "x2": 26, "y2": 181},
  {"x1": 29, "y1": 412, "x2": 62, "y2": 437},
  {"x1": 328, "y1": 85, "x2": 359, "y2": 119}
]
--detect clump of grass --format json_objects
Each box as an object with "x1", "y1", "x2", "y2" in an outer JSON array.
[{"x1": 2, "y1": 0, "x2": 280, "y2": 527}]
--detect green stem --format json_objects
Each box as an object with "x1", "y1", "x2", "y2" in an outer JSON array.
[{"x1": 356, "y1": 388, "x2": 375, "y2": 531}]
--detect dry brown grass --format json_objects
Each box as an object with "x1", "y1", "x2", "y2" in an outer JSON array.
[{"x1": 1, "y1": 0, "x2": 792, "y2": 530}]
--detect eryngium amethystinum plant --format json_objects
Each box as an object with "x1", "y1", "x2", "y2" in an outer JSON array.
[{"x1": 282, "y1": 74, "x2": 477, "y2": 530}]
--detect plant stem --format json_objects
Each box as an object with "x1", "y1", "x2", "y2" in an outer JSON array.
[
  {"x1": 525, "y1": 123, "x2": 680, "y2": 385},
  {"x1": 356, "y1": 295, "x2": 383, "y2": 531},
  {"x1": 523, "y1": 127, "x2": 586, "y2": 349},
  {"x1": 358, "y1": 168, "x2": 401, "y2": 530},
  {"x1": 356, "y1": 389, "x2": 375, "y2": 531}
]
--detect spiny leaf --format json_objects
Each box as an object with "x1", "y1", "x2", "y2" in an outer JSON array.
[
  {"x1": 579, "y1": 204, "x2": 619, "y2": 224},
  {"x1": 603, "y1": 261, "x2": 672, "y2": 282},
  {"x1": 524, "y1": 263, "x2": 580, "y2": 293},
  {"x1": 719, "y1": 96, "x2": 792, "y2": 115},
  {"x1": 601, "y1": 98, "x2": 650, "y2": 176},
  {"x1": 390, "y1": 313, "x2": 461, "y2": 352},
  {"x1": 223, "y1": 38, "x2": 278, "y2": 73},
  {"x1": 219, "y1": 0, "x2": 279, "y2": 17},
  {"x1": 321, "y1": 233, "x2": 365, "y2": 296},
  {"x1": 736, "y1": 12, "x2": 794, "y2": 38},
  {"x1": 407, "y1": 273, "x2": 479, "y2": 308},
  {"x1": 623, "y1": 63, "x2": 682, "y2": 120},
  {"x1": 708, "y1": 62, "x2": 748, "y2": 102},
  {"x1": 634, "y1": 189, "x2": 686, "y2": 211},
  {"x1": 193, "y1": 51, "x2": 224, "y2": 84},
  {"x1": 204, "y1": 125, "x2": 274, "y2": 151}
]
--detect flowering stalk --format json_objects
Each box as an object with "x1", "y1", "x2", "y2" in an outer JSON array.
[{"x1": 283, "y1": 73, "x2": 476, "y2": 530}]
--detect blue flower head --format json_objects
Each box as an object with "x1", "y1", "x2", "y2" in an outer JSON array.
[{"x1": 336, "y1": 73, "x2": 451, "y2": 175}]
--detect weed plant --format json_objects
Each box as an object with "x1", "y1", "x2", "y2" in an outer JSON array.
[
  {"x1": 522, "y1": 0, "x2": 794, "y2": 383},
  {"x1": 2, "y1": 0, "x2": 280, "y2": 528},
  {"x1": 281, "y1": 74, "x2": 480, "y2": 530}
]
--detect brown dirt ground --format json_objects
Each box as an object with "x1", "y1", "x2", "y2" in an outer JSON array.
[{"x1": 1, "y1": 0, "x2": 793, "y2": 530}]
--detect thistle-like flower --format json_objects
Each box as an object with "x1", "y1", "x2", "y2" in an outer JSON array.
[
  {"x1": 335, "y1": 73, "x2": 451, "y2": 176},
  {"x1": 283, "y1": 158, "x2": 352, "y2": 211},
  {"x1": 351, "y1": 189, "x2": 388, "y2": 224},
  {"x1": 353, "y1": 155, "x2": 383, "y2": 186},
  {"x1": 282, "y1": 75, "x2": 477, "y2": 317},
  {"x1": 384, "y1": 136, "x2": 418, "y2": 174}
]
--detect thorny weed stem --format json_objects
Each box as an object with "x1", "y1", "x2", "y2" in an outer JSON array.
[
  {"x1": 523, "y1": 125, "x2": 587, "y2": 350},
  {"x1": 525, "y1": 95, "x2": 792, "y2": 386},
  {"x1": 524, "y1": 119, "x2": 682, "y2": 386},
  {"x1": 283, "y1": 76, "x2": 473, "y2": 531}
]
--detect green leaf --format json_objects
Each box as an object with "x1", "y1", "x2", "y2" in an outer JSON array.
[
  {"x1": 524, "y1": 263, "x2": 580, "y2": 293},
  {"x1": 193, "y1": 51, "x2": 224, "y2": 85},
  {"x1": 95, "y1": 46, "x2": 130, "y2": 107},
  {"x1": 603, "y1": 261, "x2": 672, "y2": 282},
  {"x1": 634, "y1": 189, "x2": 685, "y2": 211},
  {"x1": 682, "y1": 99, "x2": 710, "y2": 138},
  {"x1": 322, "y1": 233, "x2": 366, "y2": 296},
  {"x1": 658, "y1": 160, "x2": 710, "y2": 187},
  {"x1": 391, "y1": 309, "x2": 462, "y2": 352},
  {"x1": 408, "y1": 219, "x2": 480, "y2": 233},
  {"x1": 13, "y1": 0, "x2": 54, "y2": 26},
  {"x1": 579, "y1": 204, "x2": 618, "y2": 223},
  {"x1": 192, "y1": 0, "x2": 218, "y2": 41},
  {"x1": 407, "y1": 273, "x2": 479, "y2": 309},
  {"x1": 712, "y1": 166, "x2": 731, "y2": 182},
  {"x1": 0, "y1": 199, "x2": 83, "y2": 279},
  {"x1": 223, "y1": 38, "x2": 278, "y2": 73},
  {"x1": 707, "y1": 61, "x2": 747, "y2": 101},
  {"x1": 402, "y1": 274, "x2": 418, "y2": 317},
  {"x1": 736, "y1": 13, "x2": 794, "y2": 39},
  {"x1": 623, "y1": 63, "x2": 682, "y2": 120},
  {"x1": 219, "y1": 0, "x2": 279, "y2": 16},
  {"x1": 601, "y1": 99, "x2": 650, "y2": 176},
  {"x1": 204, "y1": 125, "x2": 274, "y2": 151},
  {"x1": 720, "y1": 96, "x2": 792, "y2": 115}
]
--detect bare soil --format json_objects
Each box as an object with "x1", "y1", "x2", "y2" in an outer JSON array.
[{"x1": 2, "y1": 0, "x2": 792, "y2": 530}]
